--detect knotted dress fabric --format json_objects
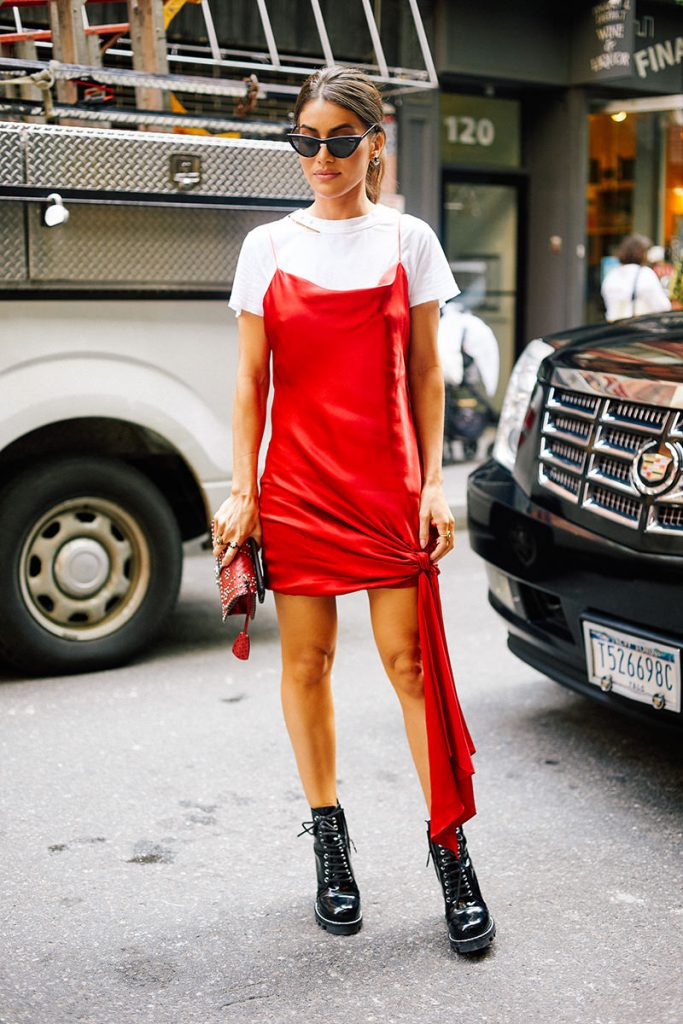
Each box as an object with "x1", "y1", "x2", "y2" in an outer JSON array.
[{"x1": 260, "y1": 246, "x2": 476, "y2": 851}]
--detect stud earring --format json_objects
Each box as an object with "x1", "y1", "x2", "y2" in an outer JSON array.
[{"x1": 372, "y1": 155, "x2": 380, "y2": 166}]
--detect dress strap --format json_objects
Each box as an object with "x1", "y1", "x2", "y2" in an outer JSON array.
[{"x1": 268, "y1": 230, "x2": 278, "y2": 268}]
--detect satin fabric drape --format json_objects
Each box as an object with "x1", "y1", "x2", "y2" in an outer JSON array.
[{"x1": 260, "y1": 254, "x2": 476, "y2": 852}]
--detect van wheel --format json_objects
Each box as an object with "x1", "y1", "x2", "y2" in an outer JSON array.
[{"x1": 0, "y1": 457, "x2": 182, "y2": 676}]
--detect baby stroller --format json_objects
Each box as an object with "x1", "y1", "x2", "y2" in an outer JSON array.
[{"x1": 443, "y1": 351, "x2": 498, "y2": 463}]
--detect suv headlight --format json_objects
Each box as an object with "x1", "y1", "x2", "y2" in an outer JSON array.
[{"x1": 493, "y1": 339, "x2": 553, "y2": 472}]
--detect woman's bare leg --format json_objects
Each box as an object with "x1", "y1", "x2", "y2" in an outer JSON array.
[
  {"x1": 274, "y1": 592, "x2": 339, "y2": 808},
  {"x1": 367, "y1": 585, "x2": 430, "y2": 808}
]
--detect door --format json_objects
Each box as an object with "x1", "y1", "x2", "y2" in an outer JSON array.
[{"x1": 441, "y1": 175, "x2": 525, "y2": 408}]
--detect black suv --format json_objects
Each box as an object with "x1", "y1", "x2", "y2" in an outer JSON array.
[{"x1": 467, "y1": 312, "x2": 683, "y2": 730}]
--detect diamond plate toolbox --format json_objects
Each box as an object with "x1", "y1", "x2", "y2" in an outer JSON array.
[
  {"x1": 26, "y1": 203, "x2": 271, "y2": 288},
  {"x1": 1, "y1": 122, "x2": 305, "y2": 199},
  {"x1": 0, "y1": 123, "x2": 25, "y2": 185},
  {"x1": 0, "y1": 121, "x2": 309, "y2": 288}
]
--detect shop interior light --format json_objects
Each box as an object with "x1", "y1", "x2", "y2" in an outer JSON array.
[
  {"x1": 43, "y1": 193, "x2": 69, "y2": 227},
  {"x1": 610, "y1": 111, "x2": 628, "y2": 123}
]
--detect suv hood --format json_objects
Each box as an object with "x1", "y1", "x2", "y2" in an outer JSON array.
[{"x1": 539, "y1": 312, "x2": 683, "y2": 385}]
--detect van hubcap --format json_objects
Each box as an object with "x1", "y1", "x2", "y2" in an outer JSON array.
[
  {"x1": 20, "y1": 497, "x2": 151, "y2": 642},
  {"x1": 53, "y1": 538, "x2": 111, "y2": 597}
]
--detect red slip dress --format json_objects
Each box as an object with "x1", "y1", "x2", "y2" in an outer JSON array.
[{"x1": 260, "y1": 221, "x2": 475, "y2": 852}]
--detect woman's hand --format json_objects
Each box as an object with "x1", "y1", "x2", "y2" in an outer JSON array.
[
  {"x1": 212, "y1": 493, "x2": 261, "y2": 568},
  {"x1": 419, "y1": 482, "x2": 455, "y2": 563}
]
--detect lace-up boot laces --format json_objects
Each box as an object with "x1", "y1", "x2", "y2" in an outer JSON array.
[
  {"x1": 299, "y1": 806, "x2": 362, "y2": 935},
  {"x1": 426, "y1": 824, "x2": 495, "y2": 953},
  {"x1": 428, "y1": 829, "x2": 482, "y2": 907}
]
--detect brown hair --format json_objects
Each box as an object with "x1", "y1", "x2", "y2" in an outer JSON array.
[
  {"x1": 293, "y1": 66, "x2": 385, "y2": 203},
  {"x1": 617, "y1": 233, "x2": 651, "y2": 265}
]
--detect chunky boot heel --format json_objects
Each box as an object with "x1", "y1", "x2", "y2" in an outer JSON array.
[
  {"x1": 427, "y1": 823, "x2": 495, "y2": 954},
  {"x1": 299, "y1": 805, "x2": 362, "y2": 936}
]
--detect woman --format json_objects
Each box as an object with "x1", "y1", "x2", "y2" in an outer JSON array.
[
  {"x1": 601, "y1": 233, "x2": 671, "y2": 322},
  {"x1": 212, "y1": 65, "x2": 495, "y2": 955}
]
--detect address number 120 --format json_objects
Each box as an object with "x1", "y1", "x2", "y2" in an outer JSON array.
[{"x1": 443, "y1": 115, "x2": 495, "y2": 147}]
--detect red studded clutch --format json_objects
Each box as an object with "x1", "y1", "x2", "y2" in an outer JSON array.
[{"x1": 212, "y1": 531, "x2": 265, "y2": 660}]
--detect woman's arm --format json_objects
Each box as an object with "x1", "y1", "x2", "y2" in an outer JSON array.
[
  {"x1": 408, "y1": 300, "x2": 455, "y2": 563},
  {"x1": 212, "y1": 310, "x2": 270, "y2": 565},
  {"x1": 640, "y1": 266, "x2": 672, "y2": 313}
]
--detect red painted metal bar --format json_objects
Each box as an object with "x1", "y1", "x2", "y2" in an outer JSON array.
[
  {"x1": 0, "y1": 23, "x2": 128, "y2": 44},
  {"x1": 0, "y1": 30, "x2": 51, "y2": 42},
  {"x1": 1, "y1": 2, "x2": 121, "y2": 7}
]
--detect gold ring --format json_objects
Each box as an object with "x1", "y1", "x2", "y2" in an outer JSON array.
[{"x1": 214, "y1": 534, "x2": 224, "y2": 545}]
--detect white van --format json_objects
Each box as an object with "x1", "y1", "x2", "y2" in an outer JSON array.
[{"x1": 0, "y1": 122, "x2": 302, "y2": 674}]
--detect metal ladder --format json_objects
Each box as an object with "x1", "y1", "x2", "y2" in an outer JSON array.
[{"x1": 0, "y1": 0, "x2": 439, "y2": 133}]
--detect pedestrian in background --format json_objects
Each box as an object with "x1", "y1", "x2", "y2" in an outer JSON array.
[
  {"x1": 601, "y1": 233, "x2": 672, "y2": 322},
  {"x1": 212, "y1": 65, "x2": 495, "y2": 955},
  {"x1": 438, "y1": 301, "x2": 500, "y2": 397},
  {"x1": 438, "y1": 302, "x2": 499, "y2": 463}
]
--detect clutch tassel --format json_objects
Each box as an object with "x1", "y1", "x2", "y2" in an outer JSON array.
[{"x1": 232, "y1": 613, "x2": 251, "y2": 660}]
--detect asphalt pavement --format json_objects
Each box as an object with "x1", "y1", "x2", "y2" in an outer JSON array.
[{"x1": 1, "y1": 459, "x2": 681, "y2": 1024}]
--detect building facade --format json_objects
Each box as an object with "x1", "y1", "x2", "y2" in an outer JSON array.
[
  {"x1": 399, "y1": 0, "x2": 682, "y2": 403},
  {"x1": 2, "y1": 1, "x2": 681, "y2": 405}
]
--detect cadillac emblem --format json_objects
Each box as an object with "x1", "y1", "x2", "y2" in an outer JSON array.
[{"x1": 631, "y1": 440, "x2": 680, "y2": 496}]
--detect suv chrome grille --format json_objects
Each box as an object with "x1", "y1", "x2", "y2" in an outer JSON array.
[
  {"x1": 650, "y1": 505, "x2": 683, "y2": 532},
  {"x1": 594, "y1": 426, "x2": 642, "y2": 457},
  {"x1": 539, "y1": 463, "x2": 581, "y2": 500},
  {"x1": 543, "y1": 410, "x2": 592, "y2": 445},
  {"x1": 588, "y1": 453, "x2": 637, "y2": 493},
  {"x1": 540, "y1": 437, "x2": 587, "y2": 472},
  {"x1": 584, "y1": 484, "x2": 641, "y2": 524},
  {"x1": 603, "y1": 401, "x2": 666, "y2": 433},
  {"x1": 537, "y1": 385, "x2": 683, "y2": 534},
  {"x1": 547, "y1": 388, "x2": 601, "y2": 418}
]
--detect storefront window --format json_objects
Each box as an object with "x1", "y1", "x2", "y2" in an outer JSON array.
[
  {"x1": 664, "y1": 119, "x2": 683, "y2": 264},
  {"x1": 586, "y1": 110, "x2": 683, "y2": 321},
  {"x1": 442, "y1": 180, "x2": 519, "y2": 410}
]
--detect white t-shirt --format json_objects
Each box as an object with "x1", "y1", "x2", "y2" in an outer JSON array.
[
  {"x1": 601, "y1": 263, "x2": 671, "y2": 322},
  {"x1": 228, "y1": 203, "x2": 459, "y2": 317}
]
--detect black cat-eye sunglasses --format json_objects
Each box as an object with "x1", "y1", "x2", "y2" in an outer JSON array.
[{"x1": 286, "y1": 123, "x2": 380, "y2": 159}]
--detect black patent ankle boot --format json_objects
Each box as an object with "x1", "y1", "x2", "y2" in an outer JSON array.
[
  {"x1": 427, "y1": 823, "x2": 495, "y2": 954},
  {"x1": 299, "y1": 805, "x2": 362, "y2": 935}
]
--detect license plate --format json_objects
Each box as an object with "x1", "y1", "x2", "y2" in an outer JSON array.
[{"x1": 582, "y1": 620, "x2": 681, "y2": 714}]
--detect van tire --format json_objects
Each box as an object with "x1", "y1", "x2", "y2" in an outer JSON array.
[{"x1": 0, "y1": 457, "x2": 183, "y2": 676}]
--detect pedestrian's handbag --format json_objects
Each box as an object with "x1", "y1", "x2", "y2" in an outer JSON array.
[{"x1": 211, "y1": 529, "x2": 265, "y2": 660}]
